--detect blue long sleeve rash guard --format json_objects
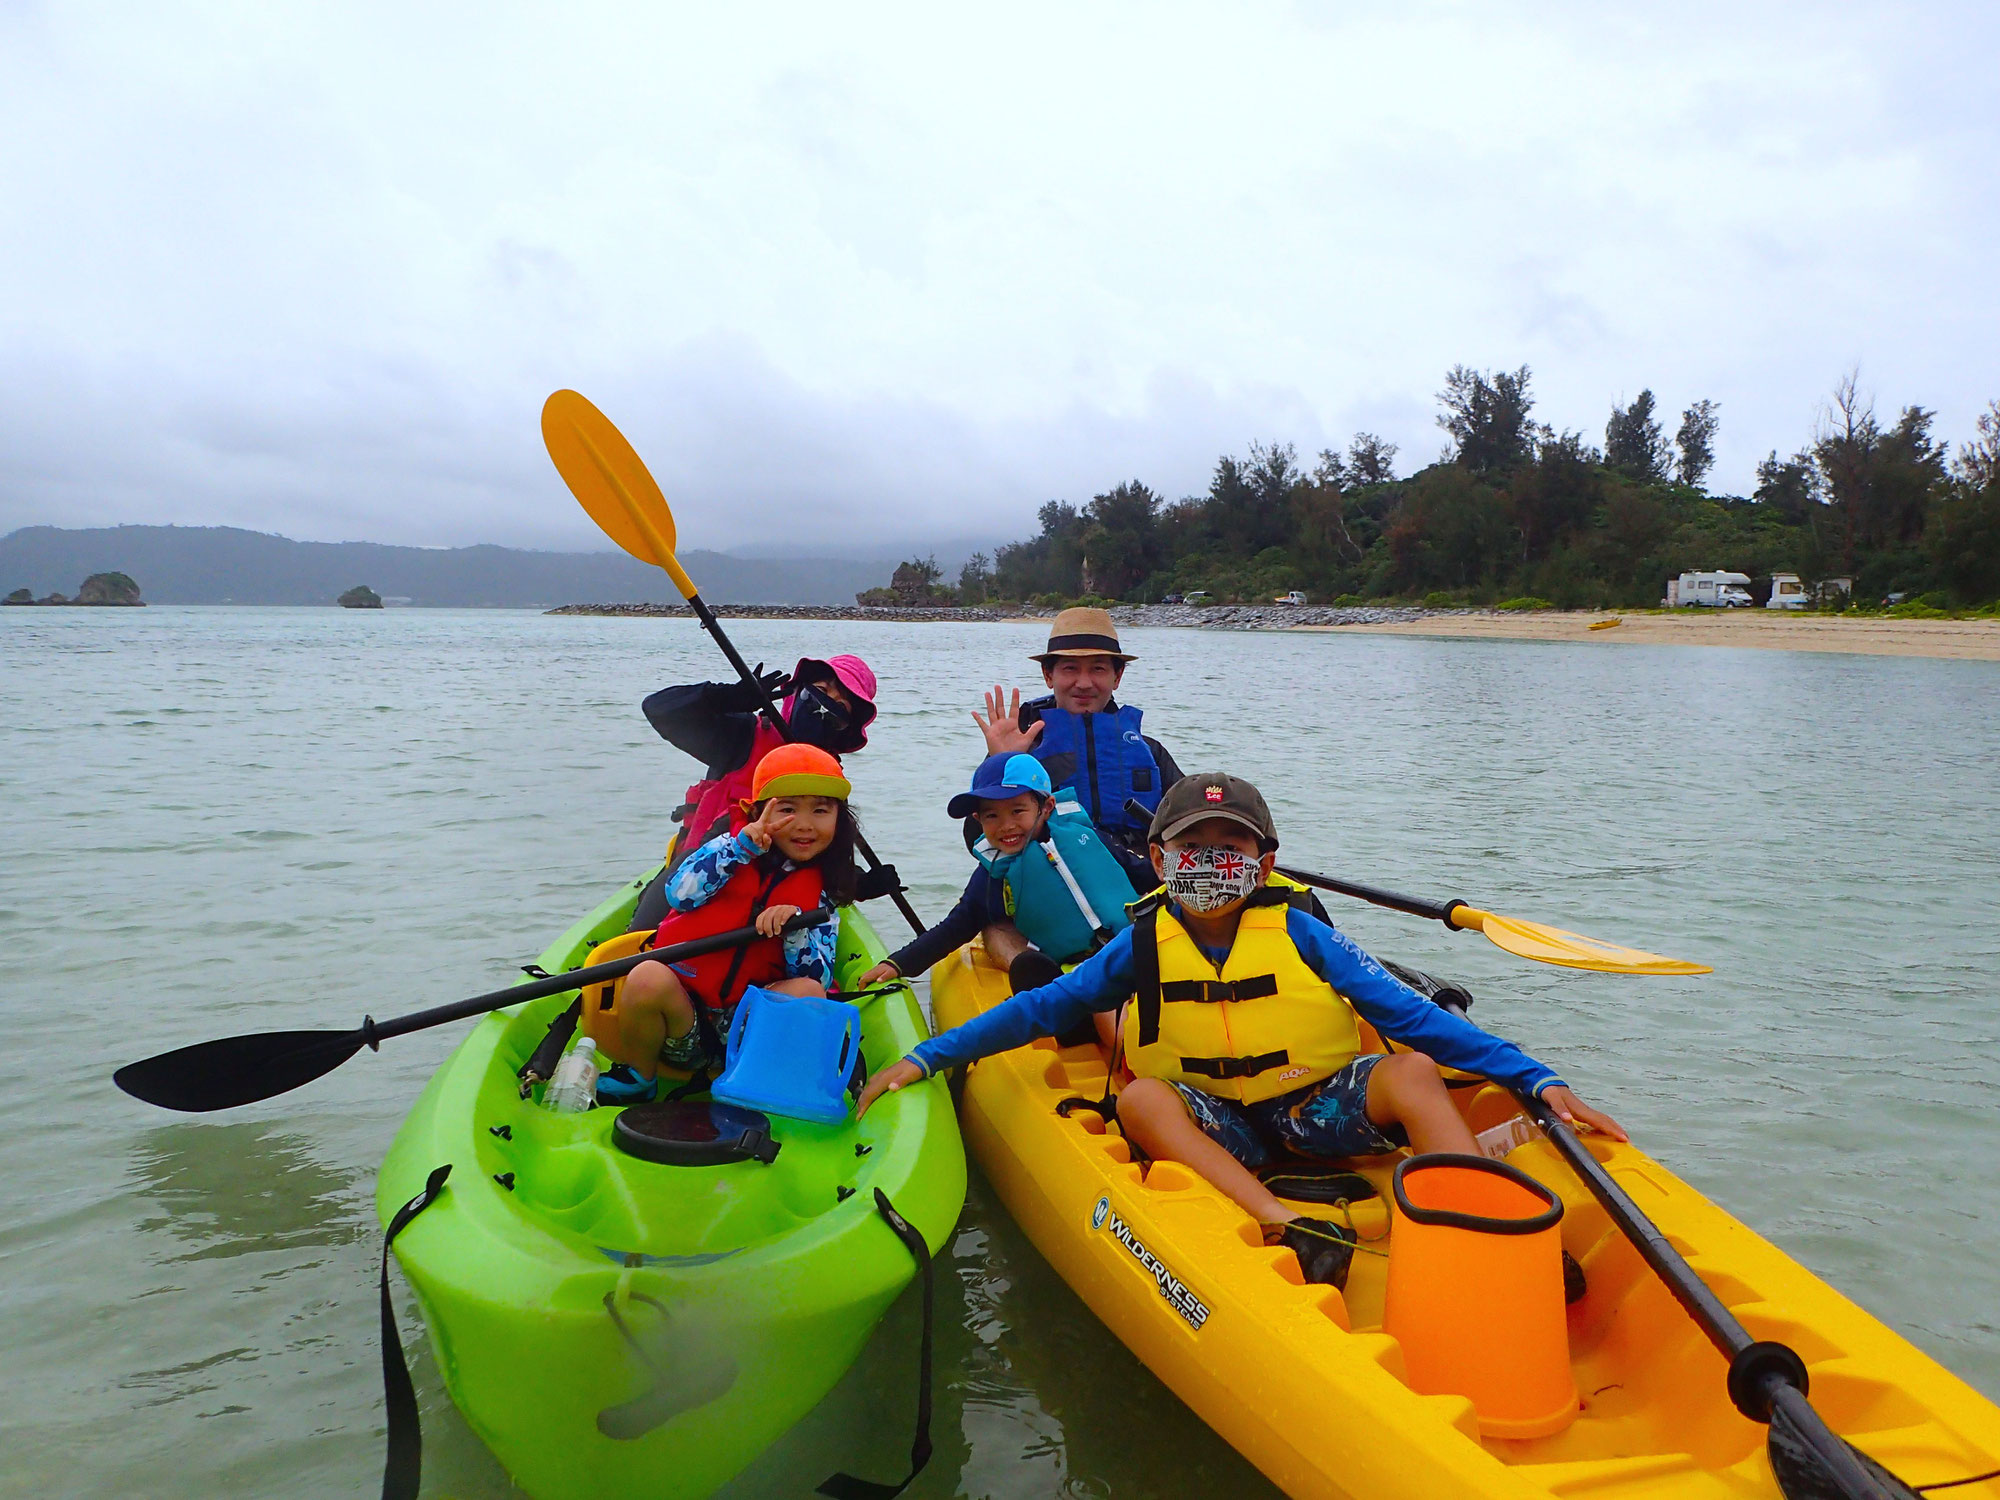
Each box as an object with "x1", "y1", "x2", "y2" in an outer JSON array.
[{"x1": 907, "y1": 904, "x2": 1565, "y2": 1099}]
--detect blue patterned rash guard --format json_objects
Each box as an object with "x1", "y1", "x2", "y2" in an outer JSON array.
[
  {"x1": 906, "y1": 902, "x2": 1564, "y2": 1098},
  {"x1": 664, "y1": 829, "x2": 840, "y2": 989}
]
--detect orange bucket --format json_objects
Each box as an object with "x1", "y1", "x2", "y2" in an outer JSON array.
[{"x1": 1382, "y1": 1154, "x2": 1577, "y2": 1439}]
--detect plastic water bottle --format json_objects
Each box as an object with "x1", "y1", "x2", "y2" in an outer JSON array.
[{"x1": 541, "y1": 1030, "x2": 601, "y2": 1113}]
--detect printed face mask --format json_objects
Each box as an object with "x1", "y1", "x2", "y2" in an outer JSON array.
[{"x1": 1165, "y1": 844, "x2": 1261, "y2": 913}]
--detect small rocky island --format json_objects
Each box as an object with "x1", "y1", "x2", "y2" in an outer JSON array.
[
  {"x1": 4, "y1": 572, "x2": 145, "y2": 606},
  {"x1": 338, "y1": 585, "x2": 384, "y2": 609}
]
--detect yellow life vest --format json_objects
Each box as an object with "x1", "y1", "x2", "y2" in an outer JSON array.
[{"x1": 1122, "y1": 885, "x2": 1362, "y2": 1105}]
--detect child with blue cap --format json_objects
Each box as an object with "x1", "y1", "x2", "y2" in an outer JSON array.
[{"x1": 859, "y1": 751, "x2": 1140, "y2": 1004}]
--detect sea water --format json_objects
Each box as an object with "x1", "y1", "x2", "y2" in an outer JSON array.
[{"x1": 2, "y1": 605, "x2": 1996, "y2": 1498}]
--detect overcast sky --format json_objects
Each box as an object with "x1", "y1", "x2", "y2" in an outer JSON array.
[{"x1": 3, "y1": 3, "x2": 1995, "y2": 553}]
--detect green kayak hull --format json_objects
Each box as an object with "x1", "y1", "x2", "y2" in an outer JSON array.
[{"x1": 376, "y1": 875, "x2": 965, "y2": 1500}]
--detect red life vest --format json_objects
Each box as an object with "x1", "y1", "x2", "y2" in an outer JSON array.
[
  {"x1": 671, "y1": 719, "x2": 790, "y2": 868},
  {"x1": 653, "y1": 850, "x2": 826, "y2": 1009}
]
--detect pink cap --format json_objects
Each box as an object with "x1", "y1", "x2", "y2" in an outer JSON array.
[{"x1": 823, "y1": 654, "x2": 876, "y2": 704}]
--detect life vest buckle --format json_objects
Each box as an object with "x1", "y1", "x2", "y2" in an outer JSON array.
[{"x1": 1179, "y1": 1048, "x2": 1289, "y2": 1081}]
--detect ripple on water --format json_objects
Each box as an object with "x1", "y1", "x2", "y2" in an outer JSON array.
[{"x1": 4, "y1": 607, "x2": 1997, "y2": 1497}]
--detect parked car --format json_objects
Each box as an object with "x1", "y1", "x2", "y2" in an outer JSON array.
[
  {"x1": 1183, "y1": 590, "x2": 1211, "y2": 605},
  {"x1": 1273, "y1": 590, "x2": 1309, "y2": 606},
  {"x1": 1766, "y1": 573, "x2": 1808, "y2": 610},
  {"x1": 1160, "y1": 592, "x2": 1183, "y2": 605},
  {"x1": 1667, "y1": 571, "x2": 1754, "y2": 608}
]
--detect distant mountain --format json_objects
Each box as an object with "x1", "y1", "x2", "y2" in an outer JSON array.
[{"x1": 0, "y1": 525, "x2": 894, "y2": 607}]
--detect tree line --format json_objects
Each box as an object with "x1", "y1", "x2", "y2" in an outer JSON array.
[{"x1": 914, "y1": 369, "x2": 2000, "y2": 612}]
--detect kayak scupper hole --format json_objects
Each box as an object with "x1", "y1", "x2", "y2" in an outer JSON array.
[
  {"x1": 1143, "y1": 1163, "x2": 1196, "y2": 1193},
  {"x1": 508, "y1": 1141, "x2": 599, "y2": 1218}
]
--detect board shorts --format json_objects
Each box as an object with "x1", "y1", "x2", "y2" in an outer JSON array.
[
  {"x1": 1169, "y1": 1054, "x2": 1407, "y2": 1170},
  {"x1": 660, "y1": 1000, "x2": 735, "y2": 1070}
]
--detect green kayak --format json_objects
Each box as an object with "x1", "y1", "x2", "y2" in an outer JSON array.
[{"x1": 376, "y1": 874, "x2": 965, "y2": 1500}]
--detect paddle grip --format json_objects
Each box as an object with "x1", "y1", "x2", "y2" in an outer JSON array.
[
  {"x1": 370, "y1": 909, "x2": 830, "y2": 1042},
  {"x1": 1273, "y1": 866, "x2": 1464, "y2": 926}
]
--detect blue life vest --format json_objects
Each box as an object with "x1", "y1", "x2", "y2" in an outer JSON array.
[
  {"x1": 1026, "y1": 698, "x2": 1163, "y2": 835},
  {"x1": 977, "y1": 791, "x2": 1139, "y2": 963}
]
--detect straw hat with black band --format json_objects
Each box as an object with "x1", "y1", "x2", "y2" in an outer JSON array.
[{"x1": 1032, "y1": 607, "x2": 1136, "y2": 666}]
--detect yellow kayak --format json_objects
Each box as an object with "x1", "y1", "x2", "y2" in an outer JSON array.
[{"x1": 931, "y1": 938, "x2": 2000, "y2": 1499}]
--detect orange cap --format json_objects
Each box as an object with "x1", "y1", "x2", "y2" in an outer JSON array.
[{"x1": 749, "y1": 743, "x2": 851, "y2": 802}]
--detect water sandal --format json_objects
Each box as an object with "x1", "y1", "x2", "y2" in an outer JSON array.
[
  {"x1": 595, "y1": 1063, "x2": 659, "y2": 1107},
  {"x1": 1269, "y1": 1216, "x2": 1358, "y2": 1290}
]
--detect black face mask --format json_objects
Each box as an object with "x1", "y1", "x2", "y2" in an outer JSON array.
[{"x1": 786, "y1": 683, "x2": 862, "y2": 752}]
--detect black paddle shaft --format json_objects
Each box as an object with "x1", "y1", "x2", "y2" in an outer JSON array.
[
  {"x1": 113, "y1": 911, "x2": 828, "y2": 1112},
  {"x1": 1111, "y1": 798, "x2": 1466, "y2": 929},
  {"x1": 367, "y1": 910, "x2": 828, "y2": 1043},
  {"x1": 1274, "y1": 866, "x2": 1465, "y2": 927},
  {"x1": 683, "y1": 590, "x2": 926, "y2": 936}
]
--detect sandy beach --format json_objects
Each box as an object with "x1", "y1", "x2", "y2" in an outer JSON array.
[{"x1": 1320, "y1": 610, "x2": 2000, "y2": 661}]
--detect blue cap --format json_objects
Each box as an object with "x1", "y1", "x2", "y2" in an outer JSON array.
[{"x1": 947, "y1": 752, "x2": 1054, "y2": 818}]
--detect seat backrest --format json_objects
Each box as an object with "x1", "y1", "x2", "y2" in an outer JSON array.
[
  {"x1": 711, "y1": 987, "x2": 862, "y2": 1126},
  {"x1": 582, "y1": 929, "x2": 654, "y2": 1019}
]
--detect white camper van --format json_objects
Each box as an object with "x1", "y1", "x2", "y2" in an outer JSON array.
[
  {"x1": 1766, "y1": 573, "x2": 1808, "y2": 610},
  {"x1": 1668, "y1": 571, "x2": 1754, "y2": 608}
]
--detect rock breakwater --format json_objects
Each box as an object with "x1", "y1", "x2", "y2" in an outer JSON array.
[{"x1": 548, "y1": 600, "x2": 1453, "y2": 630}]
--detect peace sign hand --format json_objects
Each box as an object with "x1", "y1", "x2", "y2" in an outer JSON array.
[{"x1": 742, "y1": 800, "x2": 797, "y2": 851}]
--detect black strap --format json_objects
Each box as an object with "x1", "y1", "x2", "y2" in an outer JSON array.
[
  {"x1": 380, "y1": 1164, "x2": 451, "y2": 1500},
  {"x1": 1055, "y1": 1094, "x2": 1118, "y2": 1125},
  {"x1": 517, "y1": 998, "x2": 583, "y2": 1094},
  {"x1": 1159, "y1": 974, "x2": 1278, "y2": 1004},
  {"x1": 1131, "y1": 904, "x2": 1163, "y2": 1046},
  {"x1": 1179, "y1": 1049, "x2": 1290, "y2": 1081},
  {"x1": 818, "y1": 1190, "x2": 934, "y2": 1500}
]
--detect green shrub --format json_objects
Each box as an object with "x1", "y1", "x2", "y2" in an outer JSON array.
[
  {"x1": 1421, "y1": 590, "x2": 1459, "y2": 608},
  {"x1": 1329, "y1": 593, "x2": 1364, "y2": 607},
  {"x1": 1886, "y1": 598, "x2": 1948, "y2": 618},
  {"x1": 1497, "y1": 596, "x2": 1557, "y2": 611}
]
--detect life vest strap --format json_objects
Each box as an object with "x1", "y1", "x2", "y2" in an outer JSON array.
[
  {"x1": 1159, "y1": 974, "x2": 1278, "y2": 1004},
  {"x1": 1132, "y1": 904, "x2": 1164, "y2": 1047},
  {"x1": 1178, "y1": 1049, "x2": 1290, "y2": 1081}
]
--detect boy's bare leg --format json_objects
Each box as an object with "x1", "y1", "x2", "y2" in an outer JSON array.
[
  {"x1": 981, "y1": 921, "x2": 1029, "y2": 968},
  {"x1": 764, "y1": 978, "x2": 827, "y2": 998},
  {"x1": 1116, "y1": 1078, "x2": 1295, "y2": 1223},
  {"x1": 588, "y1": 958, "x2": 693, "y2": 1081},
  {"x1": 1092, "y1": 1009, "x2": 1118, "y2": 1053},
  {"x1": 1365, "y1": 1053, "x2": 1479, "y2": 1155}
]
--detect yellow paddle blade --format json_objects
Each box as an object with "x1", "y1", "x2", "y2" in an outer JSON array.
[
  {"x1": 541, "y1": 389, "x2": 698, "y2": 599},
  {"x1": 1454, "y1": 907, "x2": 1712, "y2": 976}
]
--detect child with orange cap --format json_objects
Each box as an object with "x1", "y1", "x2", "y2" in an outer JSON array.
[
  {"x1": 630, "y1": 654, "x2": 879, "y2": 930},
  {"x1": 591, "y1": 743, "x2": 861, "y2": 1103}
]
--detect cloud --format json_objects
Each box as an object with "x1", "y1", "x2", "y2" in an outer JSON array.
[{"x1": 2, "y1": 2, "x2": 1996, "y2": 548}]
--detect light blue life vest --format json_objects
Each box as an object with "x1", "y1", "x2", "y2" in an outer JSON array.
[
  {"x1": 1025, "y1": 698, "x2": 1163, "y2": 835},
  {"x1": 976, "y1": 791, "x2": 1139, "y2": 963}
]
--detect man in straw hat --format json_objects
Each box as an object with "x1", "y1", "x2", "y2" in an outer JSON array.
[{"x1": 975, "y1": 606, "x2": 1183, "y2": 884}]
